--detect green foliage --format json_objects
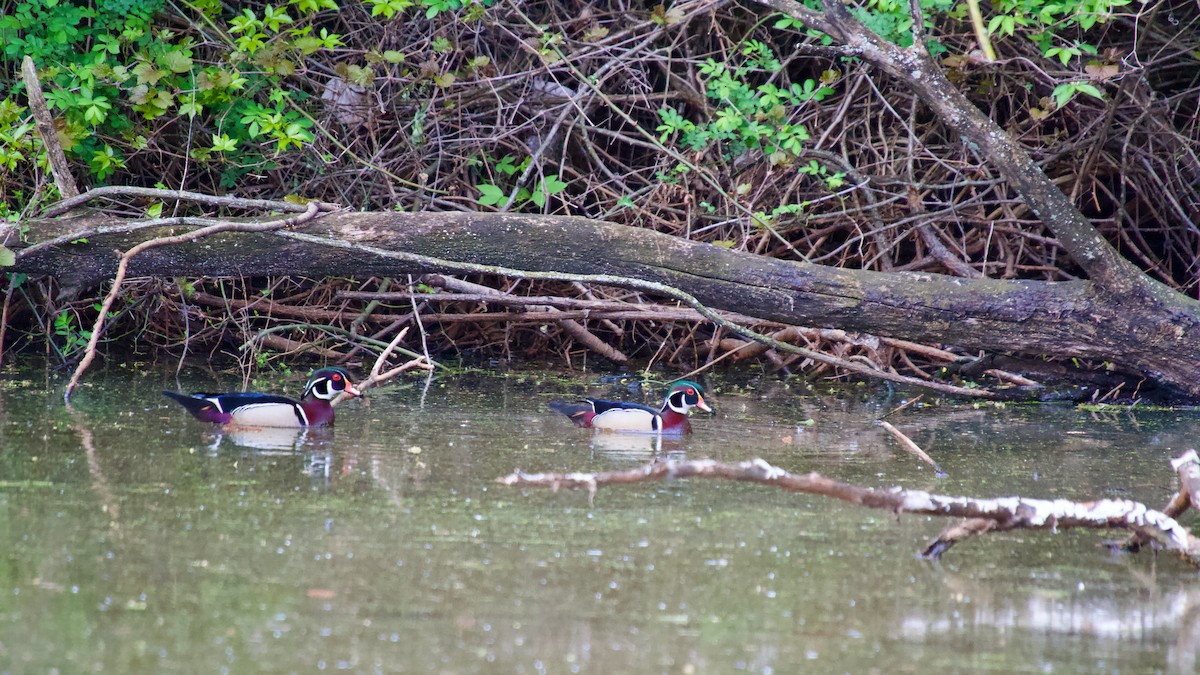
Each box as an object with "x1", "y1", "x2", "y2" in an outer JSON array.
[
  {"x1": 656, "y1": 42, "x2": 834, "y2": 165},
  {"x1": 368, "y1": 0, "x2": 493, "y2": 20},
  {"x1": 775, "y1": 0, "x2": 1123, "y2": 76},
  {"x1": 474, "y1": 155, "x2": 568, "y2": 210},
  {"x1": 988, "y1": 0, "x2": 1131, "y2": 37},
  {"x1": 799, "y1": 160, "x2": 846, "y2": 190},
  {"x1": 984, "y1": 0, "x2": 1127, "y2": 72},
  {"x1": 845, "y1": 0, "x2": 956, "y2": 52},
  {"x1": 0, "y1": 0, "x2": 347, "y2": 202},
  {"x1": 0, "y1": 0, "x2": 511, "y2": 208},
  {"x1": 1051, "y1": 81, "x2": 1105, "y2": 108},
  {"x1": 476, "y1": 174, "x2": 568, "y2": 209},
  {"x1": 53, "y1": 310, "x2": 92, "y2": 358}
]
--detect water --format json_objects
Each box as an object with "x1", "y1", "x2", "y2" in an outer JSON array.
[{"x1": 2, "y1": 362, "x2": 1199, "y2": 673}]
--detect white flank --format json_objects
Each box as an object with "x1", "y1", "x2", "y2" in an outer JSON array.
[
  {"x1": 230, "y1": 403, "x2": 304, "y2": 428},
  {"x1": 592, "y1": 408, "x2": 658, "y2": 432}
]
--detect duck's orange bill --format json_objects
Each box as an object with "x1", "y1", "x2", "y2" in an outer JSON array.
[
  {"x1": 345, "y1": 382, "x2": 364, "y2": 397},
  {"x1": 697, "y1": 397, "x2": 713, "y2": 413}
]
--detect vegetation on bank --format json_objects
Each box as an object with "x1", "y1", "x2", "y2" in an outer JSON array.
[{"x1": 1, "y1": 0, "x2": 1197, "y2": 389}]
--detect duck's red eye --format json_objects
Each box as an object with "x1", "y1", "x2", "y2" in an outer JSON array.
[
  {"x1": 686, "y1": 388, "x2": 695, "y2": 396},
  {"x1": 332, "y1": 374, "x2": 342, "y2": 381}
]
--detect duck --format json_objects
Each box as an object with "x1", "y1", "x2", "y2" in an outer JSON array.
[
  {"x1": 548, "y1": 380, "x2": 713, "y2": 434},
  {"x1": 163, "y1": 367, "x2": 361, "y2": 428}
]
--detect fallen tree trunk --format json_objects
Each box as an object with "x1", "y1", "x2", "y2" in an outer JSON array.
[{"x1": 12, "y1": 207, "x2": 1200, "y2": 398}]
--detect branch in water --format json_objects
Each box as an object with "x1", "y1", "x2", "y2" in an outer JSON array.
[{"x1": 496, "y1": 456, "x2": 1200, "y2": 566}]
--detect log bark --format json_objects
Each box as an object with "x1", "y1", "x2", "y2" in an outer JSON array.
[{"x1": 12, "y1": 209, "x2": 1200, "y2": 398}]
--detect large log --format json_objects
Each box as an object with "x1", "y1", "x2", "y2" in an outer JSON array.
[{"x1": 13, "y1": 209, "x2": 1200, "y2": 398}]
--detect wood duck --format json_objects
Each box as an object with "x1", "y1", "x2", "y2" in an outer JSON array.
[
  {"x1": 162, "y1": 368, "x2": 361, "y2": 428},
  {"x1": 548, "y1": 380, "x2": 713, "y2": 434}
]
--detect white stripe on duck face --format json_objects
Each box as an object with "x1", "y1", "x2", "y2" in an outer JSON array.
[
  {"x1": 591, "y1": 407, "x2": 660, "y2": 432},
  {"x1": 230, "y1": 402, "x2": 307, "y2": 428}
]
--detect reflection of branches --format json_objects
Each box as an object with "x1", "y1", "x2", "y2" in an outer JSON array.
[
  {"x1": 66, "y1": 409, "x2": 120, "y2": 535},
  {"x1": 497, "y1": 454, "x2": 1200, "y2": 566}
]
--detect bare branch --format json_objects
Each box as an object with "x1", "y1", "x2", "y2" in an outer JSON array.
[
  {"x1": 43, "y1": 185, "x2": 339, "y2": 219},
  {"x1": 350, "y1": 325, "x2": 436, "y2": 396},
  {"x1": 496, "y1": 457, "x2": 1200, "y2": 566},
  {"x1": 749, "y1": 0, "x2": 1163, "y2": 295},
  {"x1": 282, "y1": 229, "x2": 997, "y2": 398}
]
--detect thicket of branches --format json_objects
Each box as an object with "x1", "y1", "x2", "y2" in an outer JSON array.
[{"x1": 2, "y1": 0, "x2": 1198, "y2": 379}]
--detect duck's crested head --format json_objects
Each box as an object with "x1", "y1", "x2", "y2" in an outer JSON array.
[
  {"x1": 666, "y1": 380, "x2": 713, "y2": 414},
  {"x1": 303, "y1": 367, "x2": 362, "y2": 401}
]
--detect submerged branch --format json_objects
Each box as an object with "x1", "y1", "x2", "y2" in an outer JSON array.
[
  {"x1": 877, "y1": 420, "x2": 946, "y2": 476},
  {"x1": 496, "y1": 456, "x2": 1200, "y2": 566}
]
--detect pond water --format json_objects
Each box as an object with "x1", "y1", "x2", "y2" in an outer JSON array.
[{"x1": 1, "y1": 360, "x2": 1199, "y2": 674}]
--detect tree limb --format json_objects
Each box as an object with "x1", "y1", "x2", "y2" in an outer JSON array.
[
  {"x1": 496, "y1": 456, "x2": 1200, "y2": 566},
  {"x1": 751, "y1": 0, "x2": 1165, "y2": 296}
]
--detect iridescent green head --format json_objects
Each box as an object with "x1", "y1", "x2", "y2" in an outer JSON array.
[{"x1": 666, "y1": 380, "x2": 712, "y2": 415}]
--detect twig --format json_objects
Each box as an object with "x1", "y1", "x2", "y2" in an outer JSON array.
[
  {"x1": 43, "y1": 185, "x2": 338, "y2": 218},
  {"x1": 963, "y1": 0, "x2": 997, "y2": 61},
  {"x1": 878, "y1": 394, "x2": 924, "y2": 420},
  {"x1": 496, "y1": 457, "x2": 1200, "y2": 566},
  {"x1": 256, "y1": 333, "x2": 346, "y2": 359},
  {"x1": 878, "y1": 419, "x2": 946, "y2": 476},
  {"x1": 21, "y1": 57, "x2": 78, "y2": 199},
  {"x1": 237, "y1": 321, "x2": 435, "y2": 366},
  {"x1": 63, "y1": 202, "x2": 327, "y2": 400},
  {"x1": 984, "y1": 368, "x2": 1040, "y2": 387},
  {"x1": 422, "y1": 274, "x2": 629, "y2": 364},
  {"x1": 350, "y1": 325, "x2": 435, "y2": 396}
]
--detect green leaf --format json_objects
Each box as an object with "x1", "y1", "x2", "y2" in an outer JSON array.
[
  {"x1": 1051, "y1": 84, "x2": 1074, "y2": 109},
  {"x1": 160, "y1": 50, "x2": 193, "y2": 74},
  {"x1": 476, "y1": 183, "x2": 505, "y2": 206},
  {"x1": 542, "y1": 174, "x2": 568, "y2": 195},
  {"x1": 0, "y1": 245, "x2": 14, "y2": 267},
  {"x1": 178, "y1": 100, "x2": 202, "y2": 118}
]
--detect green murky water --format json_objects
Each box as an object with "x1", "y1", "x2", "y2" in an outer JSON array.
[{"x1": 2, "y1": 361, "x2": 1199, "y2": 673}]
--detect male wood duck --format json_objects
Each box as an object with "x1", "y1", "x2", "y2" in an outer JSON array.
[
  {"x1": 162, "y1": 368, "x2": 361, "y2": 428},
  {"x1": 548, "y1": 380, "x2": 713, "y2": 434}
]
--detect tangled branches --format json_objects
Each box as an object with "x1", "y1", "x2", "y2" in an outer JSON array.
[{"x1": 4, "y1": 0, "x2": 1199, "y2": 385}]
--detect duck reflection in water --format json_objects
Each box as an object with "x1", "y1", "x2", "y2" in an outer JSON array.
[
  {"x1": 589, "y1": 432, "x2": 686, "y2": 460},
  {"x1": 205, "y1": 425, "x2": 333, "y2": 453}
]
